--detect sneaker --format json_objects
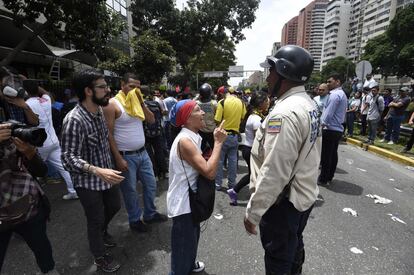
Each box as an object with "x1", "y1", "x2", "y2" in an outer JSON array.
[
  {"x1": 129, "y1": 220, "x2": 149, "y2": 233},
  {"x1": 103, "y1": 231, "x2": 117, "y2": 248},
  {"x1": 192, "y1": 261, "x2": 205, "y2": 273},
  {"x1": 143, "y1": 212, "x2": 168, "y2": 224},
  {"x1": 387, "y1": 141, "x2": 394, "y2": 145},
  {"x1": 62, "y1": 192, "x2": 78, "y2": 200},
  {"x1": 379, "y1": 139, "x2": 386, "y2": 143},
  {"x1": 94, "y1": 253, "x2": 121, "y2": 273},
  {"x1": 227, "y1": 188, "x2": 238, "y2": 206}
]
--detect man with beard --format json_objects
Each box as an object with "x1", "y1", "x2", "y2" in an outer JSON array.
[{"x1": 61, "y1": 69, "x2": 124, "y2": 273}]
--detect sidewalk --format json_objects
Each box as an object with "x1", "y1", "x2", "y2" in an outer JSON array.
[{"x1": 346, "y1": 137, "x2": 414, "y2": 167}]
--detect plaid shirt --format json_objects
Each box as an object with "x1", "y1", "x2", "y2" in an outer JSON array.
[
  {"x1": 61, "y1": 103, "x2": 113, "y2": 191},
  {"x1": 5, "y1": 102, "x2": 26, "y2": 123},
  {"x1": 0, "y1": 141, "x2": 45, "y2": 220}
]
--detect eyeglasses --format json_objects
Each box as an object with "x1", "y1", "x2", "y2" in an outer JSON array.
[
  {"x1": 94, "y1": 84, "x2": 108, "y2": 89},
  {"x1": 318, "y1": 89, "x2": 326, "y2": 91}
]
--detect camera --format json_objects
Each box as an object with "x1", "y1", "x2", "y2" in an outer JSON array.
[{"x1": 1, "y1": 120, "x2": 47, "y2": 147}]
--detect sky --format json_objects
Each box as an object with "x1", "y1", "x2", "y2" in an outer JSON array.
[{"x1": 175, "y1": 0, "x2": 312, "y2": 86}]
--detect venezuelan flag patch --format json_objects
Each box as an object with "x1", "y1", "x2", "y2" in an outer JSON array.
[{"x1": 268, "y1": 118, "x2": 282, "y2": 134}]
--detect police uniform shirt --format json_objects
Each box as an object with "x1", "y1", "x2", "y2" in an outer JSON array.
[{"x1": 246, "y1": 86, "x2": 322, "y2": 225}]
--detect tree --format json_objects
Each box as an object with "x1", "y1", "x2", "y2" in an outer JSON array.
[
  {"x1": 1, "y1": 0, "x2": 125, "y2": 66},
  {"x1": 130, "y1": 31, "x2": 176, "y2": 84},
  {"x1": 363, "y1": 4, "x2": 414, "y2": 78},
  {"x1": 321, "y1": 56, "x2": 355, "y2": 83},
  {"x1": 362, "y1": 34, "x2": 397, "y2": 77},
  {"x1": 130, "y1": 0, "x2": 260, "y2": 87}
]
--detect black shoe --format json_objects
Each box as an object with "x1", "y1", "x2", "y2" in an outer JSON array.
[
  {"x1": 94, "y1": 253, "x2": 121, "y2": 273},
  {"x1": 103, "y1": 231, "x2": 117, "y2": 248},
  {"x1": 317, "y1": 181, "x2": 329, "y2": 186},
  {"x1": 143, "y1": 212, "x2": 168, "y2": 224},
  {"x1": 129, "y1": 220, "x2": 149, "y2": 232}
]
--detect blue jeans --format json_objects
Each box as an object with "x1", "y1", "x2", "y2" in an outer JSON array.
[
  {"x1": 120, "y1": 150, "x2": 157, "y2": 223},
  {"x1": 215, "y1": 134, "x2": 238, "y2": 189},
  {"x1": 169, "y1": 214, "x2": 200, "y2": 275},
  {"x1": 385, "y1": 115, "x2": 404, "y2": 142}
]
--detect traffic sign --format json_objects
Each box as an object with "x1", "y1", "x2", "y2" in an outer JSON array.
[{"x1": 355, "y1": 61, "x2": 372, "y2": 81}]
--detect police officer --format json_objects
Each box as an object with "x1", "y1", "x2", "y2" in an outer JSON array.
[{"x1": 244, "y1": 45, "x2": 321, "y2": 275}]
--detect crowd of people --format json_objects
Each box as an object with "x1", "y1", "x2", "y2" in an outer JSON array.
[
  {"x1": 1, "y1": 43, "x2": 414, "y2": 275},
  {"x1": 312, "y1": 74, "x2": 414, "y2": 152}
]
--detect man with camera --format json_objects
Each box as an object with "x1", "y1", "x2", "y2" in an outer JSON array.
[
  {"x1": 0, "y1": 122, "x2": 56, "y2": 274},
  {"x1": 0, "y1": 67, "x2": 38, "y2": 126}
]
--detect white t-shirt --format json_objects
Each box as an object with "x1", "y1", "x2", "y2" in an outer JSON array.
[
  {"x1": 167, "y1": 128, "x2": 202, "y2": 218},
  {"x1": 245, "y1": 114, "x2": 262, "y2": 147},
  {"x1": 26, "y1": 95, "x2": 59, "y2": 147}
]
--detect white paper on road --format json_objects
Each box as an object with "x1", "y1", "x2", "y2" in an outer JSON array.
[
  {"x1": 214, "y1": 214, "x2": 223, "y2": 220},
  {"x1": 372, "y1": 246, "x2": 379, "y2": 251},
  {"x1": 405, "y1": 166, "x2": 414, "y2": 171},
  {"x1": 343, "y1": 208, "x2": 358, "y2": 217},
  {"x1": 346, "y1": 159, "x2": 354, "y2": 165},
  {"x1": 357, "y1": 168, "x2": 367, "y2": 172},
  {"x1": 394, "y1": 188, "x2": 403, "y2": 192},
  {"x1": 350, "y1": 247, "x2": 363, "y2": 254},
  {"x1": 389, "y1": 178, "x2": 395, "y2": 181},
  {"x1": 387, "y1": 214, "x2": 407, "y2": 225},
  {"x1": 366, "y1": 194, "x2": 392, "y2": 204}
]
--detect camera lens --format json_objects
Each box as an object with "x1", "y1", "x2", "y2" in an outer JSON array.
[{"x1": 12, "y1": 128, "x2": 47, "y2": 147}]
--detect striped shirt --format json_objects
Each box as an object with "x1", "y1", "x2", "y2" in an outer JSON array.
[{"x1": 61, "y1": 103, "x2": 113, "y2": 191}]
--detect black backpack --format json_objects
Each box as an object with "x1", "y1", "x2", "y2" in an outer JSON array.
[{"x1": 144, "y1": 100, "x2": 163, "y2": 138}]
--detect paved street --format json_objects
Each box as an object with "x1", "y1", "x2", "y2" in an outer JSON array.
[{"x1": 2, "y1": 143, "x2": 414, "y2": 275}]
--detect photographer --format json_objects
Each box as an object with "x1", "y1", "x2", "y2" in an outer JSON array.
[
  {"x1": 0, "y1": 67, "x2": 38, "y2": 126},
  {"x1": 0, "y1": 123, "x2": 55, "y2": 274}
]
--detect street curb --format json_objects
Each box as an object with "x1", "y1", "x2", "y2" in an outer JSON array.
[{"x1": 346, "y1": 138, "x2": 414, "y2": 167}]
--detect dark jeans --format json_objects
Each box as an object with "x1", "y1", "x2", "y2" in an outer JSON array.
[
  {"x1": 170, "y1": 213, "x2": 200, "y2": 275},
  {"x1": 319, "y1": 130, "x2": 343, "y2": 183},
  {"x1": 234, "y1": 145, "x2": 251, "y2": 193},
  {"x1": 346, "y1": 112, "x2": 356, "y2": 136},
  {"x1": 405, "y1": 128, "x2": 414, "y2": 150},
  {"x1": 76, "y1": 186, "x2": 121, "y2": 258},
  {"x1": 199, "y1": 131, "x2": 214, "y2": 154},
  {"x1": 260, "y1": 198, "x2": 313, "y2": 275},
  {"x1": 384, "y1": 115, "x2": 404, "y2": 142},
  {"x1": 164, "y1": 121, "x2": 173, "y2": 150},
  {"x1": 0, "y1": 206, "x2": 55, "y2": 273},
  {"x1": 146, "y1": 135, "x2": 168, "y2": 177},
  {"x1": 360, "y1": 114, "x2": 367, "y2": 135},
  {"x1": 367, "y1": 119, "x2": 380, "y2": 142}
]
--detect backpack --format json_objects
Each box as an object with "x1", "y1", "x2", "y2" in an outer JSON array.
[{"x1": 144, "y1": 100, "x2": 163, "y2": 138}]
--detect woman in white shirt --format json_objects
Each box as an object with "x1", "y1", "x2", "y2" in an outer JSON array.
[
  {"x1": 227, "y1": 91, "x2": 269, "y2": 206},
  {"x1": 167, "y1": 99, "x2": 227, "y2": 275}
]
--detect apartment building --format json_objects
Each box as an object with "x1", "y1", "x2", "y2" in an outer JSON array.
[
  {"x1": 281, "y1": 16, "x2": 299, "y2": 46},
  {"x1": 308, "y1": 2, "x2": 329, "y2": 70},
  {"x1": 321, "y1": 0, "x2": 351, "y2": 69}
]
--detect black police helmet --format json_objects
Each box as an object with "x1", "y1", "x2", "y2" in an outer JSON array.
[
  {"x1": 199, "y1": 83, "x2": 212, "y2": 98},
  {"x1": 260, "y1": 45, "x2": 314, "y2": 83}
]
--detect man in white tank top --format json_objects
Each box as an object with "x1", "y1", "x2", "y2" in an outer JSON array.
[{"x1": 103, "y1": 73, "x2": 168, "y2": 233}]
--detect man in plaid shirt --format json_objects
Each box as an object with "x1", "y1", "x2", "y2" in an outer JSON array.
[{"x1": 61, "y1": 69, "x2": 124, "y2": 273}]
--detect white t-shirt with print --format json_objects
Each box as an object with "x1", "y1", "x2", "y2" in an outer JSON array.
[{"x1": 26, "y1": 94, "x2": 59, "y2": 147}]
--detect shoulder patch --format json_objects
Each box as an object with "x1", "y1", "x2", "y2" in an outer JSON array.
[{"x1": 268, "y1": 118, "x2": 282, "y2": 134}]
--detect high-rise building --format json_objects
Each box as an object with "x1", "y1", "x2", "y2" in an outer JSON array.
[
  {"x1": 297, "y1": 0, "x2": 329, "y2": 49},
  {"x1": 397, "y1": 0, "x2": 414, "y2": 11},
  {"x1": 308, "y1": 1, "x2": 329, "y2": 70},
  {"x1": 281, "y1": 16, "x2": 298, "y2": 46},
  {"x1": 105, "y1": 0, "x2": 135, "y2": 56},
  {"x1": 347, "y1": 0, "x2": 367, "y2": 61},
  {"x1": 321, "y1": 0, "x2": 351, "y2": 69}
]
